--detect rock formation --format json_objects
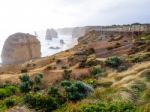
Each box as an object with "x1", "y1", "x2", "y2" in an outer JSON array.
[
  {"x1": 45, "y1": 29, "x2": 58, "y2": 40},
  {"x1": 1, "y1": 33, "x2": 41, "y2": 64},
  {"x1": 60, "y1": 39, "x2": 65, "y2": 44}
]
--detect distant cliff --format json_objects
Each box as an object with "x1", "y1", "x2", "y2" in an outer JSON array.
[
  {"x1": 59, "y1": 24, "x2": 150, "y2": 39},
  {"x1": 56, "y1": 27, "x2": 74, "y2": 35}
]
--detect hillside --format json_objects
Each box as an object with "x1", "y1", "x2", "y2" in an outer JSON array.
[{"x1": 0, "y1": 30, "x2": 150, "y2": 112}]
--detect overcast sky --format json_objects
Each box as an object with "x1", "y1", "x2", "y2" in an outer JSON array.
[{"x1": 0, "y1": 0, "x2": 149, "y2": 34}]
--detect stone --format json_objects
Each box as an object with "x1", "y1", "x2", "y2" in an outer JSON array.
[
  {"x1": 60, "y1": 39, "x2": 65, "y2": 44},
  {"x1": 1, "y1": 33, "x2": 41, "y2": 64},
  {"x1": 45, "y1": 28, "x2": 58, "y2": 40}
]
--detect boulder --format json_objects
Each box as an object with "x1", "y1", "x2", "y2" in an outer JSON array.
[
  {"x1": 1, "y1": 33, "x2": 41, "y2": 64},
  {"x1": 45, "y1": 28, "x2": 58, "y2": 40},
  {"x1": 60, "y1": 39, "x2": 65, "y2": 44}
]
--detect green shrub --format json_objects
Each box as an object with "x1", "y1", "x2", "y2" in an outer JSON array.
[
  {"x1": 48, "y1": 87, "x2": 66, "y2": 105},
  {"x1": 130, "y1": 56, "x2": 143, "y2": 63},
  {"x1": 108, "y1": 102, "x2": 135, "y2": 112},
  {"x1": 61, "y1": 80, "x2": 72, "y2": 87},
  {"x1": 23, "y1": 94, "x2": 58, "y2": 112},
  {"x1": 80, "y1": 101, "x2": 135, "y2": 112},
  {"x1": 142, "y1": 89, "x2": 150, "y2": 100},
  {"x1": 80, "y1": 102, "x2": 106, "y2": 112},
  {"x1": 0, "y1": 89, "x2": 9, "y2": 99},
  {"x1": 19, "y1": 73, "x2": 30, "y2": 82},
  {"x1": 4, "y1": 98, "x2": 15, "y2": 108},
  {"x1": 117, "y1": 65, "x2": 128, "y2": 72},
  {"x1": 19, "y1": 74, "x2": 33, "y2": 93},
  {"x1": 48, "y1": 87, "x2": 59, "y2": 97},
  {"x1": 83, "y1": 78, "x2": 96, "y2": 86},
  {"x1": 19, "y1": 82, "x2": 32, "y2": 93},
  {"x1": 34, "y1": 73, "x2": 43, "y2": 85},
  {"x1": 140, "y1": 70, "x2": 150, "y2": 81},
  {"x1": 130, "y1": 81, "x2": 146, "y2": 97},
  {"x1": 62, "y1": 81, "x2": 93, "y2": 101},
  {"x1": 0, "y1": 85, "x2": 18, "y2": 99},
  {"x1": 33, "y1": 86, "x2": 41, "y2": 92},
  {"x1": 90, "y1": 66, "x2": 102, "y2": 76},
  {"x1": 105, "y1": 56, "x2": 122, "y2": 68}
]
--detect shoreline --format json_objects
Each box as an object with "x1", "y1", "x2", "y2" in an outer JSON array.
[{"x1": 0, "y1": 37, "x2": 78, "y2": 66}]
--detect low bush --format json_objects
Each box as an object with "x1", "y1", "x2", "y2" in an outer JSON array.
[
  {"x1": 34, "y1": 73, "x2": 43, "y2": 85},
  {"x1": 130, "y1": 81, "x2": 146, "y2": 97},
  {"x1": 80, "y1": 101, "x2": 135, "y2": 112},
  {"x1": 19, "y1": 73, "x2": 44, "y2": 93},
  {"x1": 80, "y1": 102, "x2": 106, "y2": 112},
  {"x1": 48, "y1": 87, "x2": 66, "y2": 105},
  {"x1": 117, "y1": 65, "x2": 128, "y2": 72},
  {"x1": 142, "y1": 89, "x2": 150, "y2": 100},
  {"x1": 140, "y1": 70, "x2": 150, "y2": 81},
  {"x1": 130, "y1": 56, "x2": 143, "y2": 63},
  {"x1": 4, "y1": 98, "x2": 16, "y2": 108},
  {"x1": 48, "y1": 87, "x2": 59, "y2": 97},
  {"x1": 19, "y1": 73, "x2": 33, "y2": 93},
  {"x1": 105, "y1": 56, "x2": 122, "y2": 68},
  {"x1": 83, "y1": 78, "x2": 96, "y2": 86},
  {"x1": 90, "y1": 66, "x2": 102, "y2": 76},
  {"x1": 61, "y1": 80, "x2": 72, "y2": 87},
  {"x1": 0, "y1": 85, "x2": 18, "y2": 99},
  {"x1": 107, "y1": 102, "x2": 135, "y2": 112},
  {"x1": 23, "y1": 94, "x2": 58, "y2": 112},
  {"x1": 61, "y1": 81, "x2": 93, "y2": 101}
]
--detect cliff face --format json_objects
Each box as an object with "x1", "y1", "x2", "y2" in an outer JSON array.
[
  {"x1": 72, "y1": 26, "x2": 104, "y2": 38},
  {"x1": 1, "y1": 33, "x2": 41, "y2": 64},
  {"x1": 74, "y1": 30, "x2": 137, "y2": 57},
  {"x1": 45, "y1": 29, "x2": 58, "y2": 40}
]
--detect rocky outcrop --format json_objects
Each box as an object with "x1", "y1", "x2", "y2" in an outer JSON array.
[
  {"x1": 45, "y1": 29, "x2": 58, "y2": 40},
  {"x1": 60, "y1": 39, "x2": 65, "y2": 44},
  {"x1": 1, "y1": 33, "x2": 41, "y2": 64}
]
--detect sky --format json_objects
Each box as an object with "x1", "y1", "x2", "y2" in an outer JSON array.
[{"x1": 0, "y1": 0, "x2": 149, "y2": 34}]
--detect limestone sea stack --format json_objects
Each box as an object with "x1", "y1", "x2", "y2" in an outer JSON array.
[
  {"x1": 1, "y1": 33, "x2": 41, "y2": 64},
  {"x1": 60, "y1": 39, "x2": 65, "y2": 44},
  {"x1": 45, "y1": 28, "x2": 58, "y2": 40}
]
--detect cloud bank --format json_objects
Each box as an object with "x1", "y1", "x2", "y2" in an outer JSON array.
[{"x1": 0, "y1": 0, "x2": 149, "y2": 34}]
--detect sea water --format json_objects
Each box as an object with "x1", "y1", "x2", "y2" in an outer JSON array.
[{"x1": 0, "y1": 31, "x2": 78, "y2": 63}]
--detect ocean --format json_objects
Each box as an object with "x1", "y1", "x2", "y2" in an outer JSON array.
[{"x1": 0, "y1": 30, "x2": 78, "y2": 63}]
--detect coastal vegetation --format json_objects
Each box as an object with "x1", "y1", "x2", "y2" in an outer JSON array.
[{"x1": 0, "y1": 30, "x2": 150, "y2": 112}]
